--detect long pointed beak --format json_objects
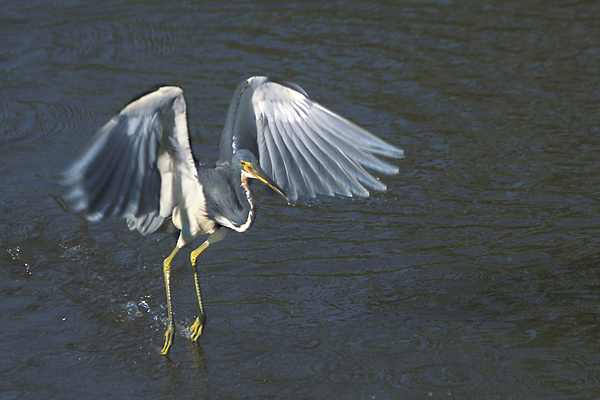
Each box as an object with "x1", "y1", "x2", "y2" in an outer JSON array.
[{"x1": 242, "y1": 161, "x2": 289, "y2": 202}]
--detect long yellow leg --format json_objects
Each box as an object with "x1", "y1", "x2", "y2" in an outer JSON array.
[
  {"x1": 189, "y1": 228, "x2": 228, "y2": 342},
  {"x1": 189, "y1": 241, "x2": 209, "y2": 341},
  {"x1": 161, "y1": 246, "x2": 180, "y2": 355}
]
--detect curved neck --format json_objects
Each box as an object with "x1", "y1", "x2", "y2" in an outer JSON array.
[{"x1": 198, "y1": 166, "x2": 255, "y2": 233}]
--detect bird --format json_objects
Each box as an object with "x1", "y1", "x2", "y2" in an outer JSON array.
[{"x1": 61, "y1": 76, "x2": 404, "y2": 355}]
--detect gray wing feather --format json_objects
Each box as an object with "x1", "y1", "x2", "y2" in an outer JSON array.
[
  {"x1": 62, "y1": 86, "x2": 201, "y2": 235},
  {"x1": 220, "y1": 76, "x2": 404, "y2": 202}
]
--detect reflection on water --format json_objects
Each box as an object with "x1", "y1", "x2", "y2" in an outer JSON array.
[{"x1": 1, "y1": 1, "x2": 599, "y2": 398}]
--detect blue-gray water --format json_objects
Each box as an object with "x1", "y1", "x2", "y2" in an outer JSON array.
[{"x1": 1, "y1": 1, "x2": 599, "y2": 398}]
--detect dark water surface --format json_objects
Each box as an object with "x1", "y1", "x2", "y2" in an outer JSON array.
[{"x1": 1, "y1": 1, "x2": 599, "y2": 398}]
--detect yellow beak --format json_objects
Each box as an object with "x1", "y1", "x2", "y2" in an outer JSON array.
[{"x1": 241, "y1": 161, "x2": 289, "y2": 202}]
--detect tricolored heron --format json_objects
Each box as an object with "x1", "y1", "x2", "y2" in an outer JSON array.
[{"x1": 62, "y1": 76, "x2": 404, "y2": 355}]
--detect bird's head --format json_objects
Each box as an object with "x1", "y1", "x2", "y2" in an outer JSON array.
[{"x1": 233, "y1": 150, "x2": 288, "y2": 201}]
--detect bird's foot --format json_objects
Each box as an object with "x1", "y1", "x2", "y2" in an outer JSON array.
[
  {"x1": 190, "y1": 316, "x2": 205, "y2": 341},
  {"x1": 161, "y1": 325, "x2": 175, "y2": 355}
]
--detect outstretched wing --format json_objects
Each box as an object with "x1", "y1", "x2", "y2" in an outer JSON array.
[
  {"x1": 62, "y1": 86, "x2": 203, "y2": 236},
  {"x1": 218, "y1": 76, "x2": 404, "y2": 202}
]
